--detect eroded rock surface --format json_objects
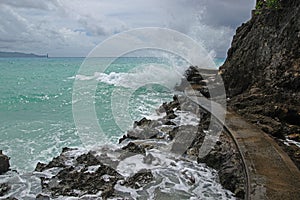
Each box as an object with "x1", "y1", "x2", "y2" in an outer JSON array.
[
  {"x1": 219, "y1": 0, "x2": 300, "y2": 168},
  {"x1": 33, "y1": 94, "x2": 244, "y2": 199}
]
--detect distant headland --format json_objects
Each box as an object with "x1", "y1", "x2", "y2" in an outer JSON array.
[{"x1": 0, "y1": 51, "x2": 48, "y2": 58}]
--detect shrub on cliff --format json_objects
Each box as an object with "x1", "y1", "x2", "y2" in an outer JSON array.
[{"x1": 256, "y1": 0, "x2": 281, "y2": 12}]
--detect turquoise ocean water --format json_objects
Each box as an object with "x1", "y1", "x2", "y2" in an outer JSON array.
[{"x1": 0, "y1": 57, "x2": 225, "y2": 172}]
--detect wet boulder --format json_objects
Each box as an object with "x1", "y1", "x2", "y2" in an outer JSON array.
[
  {"x1": 0, "y1": 150, "x2": 10, "y2": 174},
  {"x1": 0, "y1": 183, "x2": 10, "y2": 197},
  {"x1": 122, "y1": 169, "x2": 154, "y2": 189}
]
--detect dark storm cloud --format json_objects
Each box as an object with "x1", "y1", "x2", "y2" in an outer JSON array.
[{"x1": 0, "y1": 0, "x2": 255, "y2": 57}]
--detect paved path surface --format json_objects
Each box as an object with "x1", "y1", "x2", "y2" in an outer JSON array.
[
  {"x1": 226, "y1": 111, "x2": 300, "y2": 200},
  {"x1": 188, "y1": 94, "x2": 300, "y2": 199}
]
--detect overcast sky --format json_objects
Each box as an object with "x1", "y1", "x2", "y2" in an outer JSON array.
[{"x1": 0, "y1": 0, "x2": 255, "y2": 57}]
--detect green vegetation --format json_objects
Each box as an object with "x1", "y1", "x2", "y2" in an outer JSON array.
[
  {"x1": 256, "y1": 1, "x2": 264, "y2": 10},
  {"x1": 255, "y1": 0, "x2": 281, "y2": 15},
  {"x1": 266, "y1": 0, "x2": 281, "y2": 9}
]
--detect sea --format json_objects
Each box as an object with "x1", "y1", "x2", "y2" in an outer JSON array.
[{"x1": 0, "y1": 57, "x2": 229, "y2": 199}]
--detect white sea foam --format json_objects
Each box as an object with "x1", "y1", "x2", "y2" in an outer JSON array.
[
  {"x1": 0, "y1": 142, "x2": 235, "y2": 199},
  {"x1": 0, "y1": 171, "x2": 42, "y2": 199},
  {"x1": 75, "y1": 64, "x2": 184, "y2": 89},
  {"x1": 85, "y1": 165, "x2": 101, "y2": 173},
  {"x1": 284, "y1": 138, "x2": 300, "y2": 148},
  {"x1": 171, "y1": 110, "x2": 200, "y2": 126},
  {"x1": 115, "y1": 148, "x2": 235, "y2": 199}
]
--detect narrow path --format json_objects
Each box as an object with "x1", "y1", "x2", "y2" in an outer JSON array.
[
  {"x1": 226, "y1": 111, "x2": 300, "y2": 200},
  {"x1": 188, "y1": 95, "x2": 300, "y2": 200}
]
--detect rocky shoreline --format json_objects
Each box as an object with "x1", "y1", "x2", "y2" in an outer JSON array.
[
  {"x1": 2, "y1": 0, "x2": 300, "y2": 199},
  {"x1": 0, "y1": 68, "x2": 246, "y2": 199},
  {"x1": 32, "y1": 91, "x2": 245, "y2": 199}
]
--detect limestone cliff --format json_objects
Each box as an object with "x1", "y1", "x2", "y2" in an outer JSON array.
[{"x1": 220, "y1": 0, "x2": 300, "y2": 167}]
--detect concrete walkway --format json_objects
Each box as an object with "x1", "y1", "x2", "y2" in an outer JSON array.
[
  {"x1": 188, "y1": 94, "x2": 300, "y2": 199},
  {"x1": 226, "y1": 111, "x2": 300, "y2": 200}
]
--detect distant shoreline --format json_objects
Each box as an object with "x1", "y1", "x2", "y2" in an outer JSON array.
[{"x1": 0, "y1": 51, "x2": 48, "y2": 58}]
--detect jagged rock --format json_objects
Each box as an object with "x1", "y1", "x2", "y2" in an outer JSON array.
[
  {"x1": 170, "y1": 125, "x2": 200, "y2": 154},
  {"x1": 0, "y1": 183, "x2": 10, "y2": 197},
  {"x1": 122, "y1": 169, "x2": 154, "y2": 189},
  {"x1": 35, "y1": 162, "x2": 48, "y2": 172},
  {"x1": 0, "y1": 150, "x2": 10, "y2": 174},
  {"x1": 61, "y1": 147, "x2": 77, "y2": 153},
  {"x1": 37, "y1": 150, "x2": 123, "y2": 199},
  {"x1": 35, "y1": 148, "x2": 77, "y2": 172},
  {"x1": 220, "y1": 0, "x2": 300, "y2": 168},
  {"x1": 35, "y1": 156, "x2": 65, "y2": 172},
  {"x1": 133, "y1": 117, "x2": 151, "y2": 127},
  {"x1": 76, "y1": 151, "x2": 102, "y2": 166},
  {"x1": 164, "y1": 120, "x2": 176, "y2": 126},
  {"x1": 157, "y1": 95, "x2": 180, "y2": 114},
  {"x1": 126, "y1": 127, "x2": 158, "y2": 140},
  {"x1": 36, "y1": 194, "x2": 50, "y2": 200},
  {"x1": 121, "y1": 142, "x2": 146, "y2": 154},
  {"x1": 198, "y1": 133, "x2": 245, "y2": 199},
  {"x1": 165, "y1": 110, "x2": 177, "y2": 119},
  {"x1": 35, "y1": 93, "x2": 246, "y2": 199}
]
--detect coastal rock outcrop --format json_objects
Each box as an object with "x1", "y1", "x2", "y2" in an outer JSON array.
[
  {"x1": 0, "y1": 150, "x2": 10, "y2": 175},
  {"x1": 219, "y1": 0, "x2": 300, "y2": 168},
  {"x1": 0, "y1": 151, "x2": 10, "y2": 198},
  {"x1": 34, "y1": 94, "x2": 245, "y2": 199}
]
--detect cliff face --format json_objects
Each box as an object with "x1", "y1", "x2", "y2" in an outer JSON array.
[
  {"x1": 220, "y1": 0, "x2": 300, "y2": 167},
  {"x1": 221, "y1": 0, "x2": 300, "y2": 97}
]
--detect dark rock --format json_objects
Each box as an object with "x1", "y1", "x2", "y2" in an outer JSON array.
[
  {"x1": 76, "y1": 151, "x2": 102, "y2": 166},
  {"x1": 34, "y1": 155, "x2": 65, "y2": 172},
  {"x1": 0, "y1": 183, "x2": 10, "y2": 197},
  {"x1": 118, "y1": 134, "x2": 128, "y2": 144},
  {"x1": 53, "y1": 165, "x2": 120, "y2": 197},
  {"x1": 36, "y1": 194, "x2": 50, "y2": 200},
  {"x1": 0, "y1": 150, "x2": 10, "y2": 174},
  {"x1": 121, "y1": 142, "x2": 146, "y2": 154},
  {"x1": 186, "y1": 66, "x2": 204, "y2": 82},
  {"x1": 35, "y1": 162, "x2": 47, "y2": 172},
  {"x1": 164, "y1": 120, "x2": 176, "y2": 126},
  {"x1": 35, "y1": 148, "x2": 81, "y2": 172},
  {"x1": 170, "y1": 125, "x2": 199, "y2": 155},
  {"x1": 38, "y1": 150, "x2": 123, "y2": 199},
  {"x1": 126, "y1": 127, "x2": 158, "y2": 140},
  {"x1": 278, "y1": 140, "x2": 300, "y2": 169},
  {"x1": 133, "y1": 118, "x2": 162, "y2": 130},
  {"x1": 133, "y1": 117, "x2": 151, "y2": 127},
  {"x1": 157, "y1": 96, "x2": 180, "y2": 114},
  {"x1": 198, "y1": 133, "x2": 245, "y2": 199},
  {"x1": 123, "y1": 169, "x2": 154, "y2": 189},
  {"x1": 33, "y1": 92, "x2": 247, "y2": 199},
  {"x1": 165, "y1": 110, "x2": 177, "y2": 119},
  {"x1": 220, "y1": 0, "x2": 300, "y2": 169},
  {"x1": 36, "y1": 92, "x2": 246, "y2": 199},
  {"x1": 62, "y1": 147, "x2": 77, "y2": 153}
]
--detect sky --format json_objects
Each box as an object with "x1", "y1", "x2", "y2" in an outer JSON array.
[{"x1": 0, "y1": 0, "x2": 255, "y2": 57}]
